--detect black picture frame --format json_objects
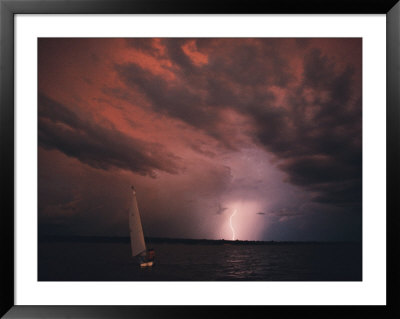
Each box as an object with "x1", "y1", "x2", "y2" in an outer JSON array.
[{"x1": 1, "y1": 0, "x2": 399, "y2": 318}]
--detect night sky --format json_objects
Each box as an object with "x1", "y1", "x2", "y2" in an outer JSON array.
[{"x1": 38, "y1": 38, "x2": 362, "y2": 242}]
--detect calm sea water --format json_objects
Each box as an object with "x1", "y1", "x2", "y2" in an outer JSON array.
[{"x1": 38, "y1": 242, "x2": 361, "y2": 281}]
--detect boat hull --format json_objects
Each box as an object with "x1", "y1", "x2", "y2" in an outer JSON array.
[{"x1": 140, "y1": 261, "x2": 154, "y2": 268}]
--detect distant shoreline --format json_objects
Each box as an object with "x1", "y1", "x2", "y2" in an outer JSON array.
[{"x1": 38, "y1": 235, "x2": 361, "y2": 245}]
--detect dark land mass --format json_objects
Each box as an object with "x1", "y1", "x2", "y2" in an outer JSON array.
[{"x1": 38, "y1": 235, "x2": 360, "y2": 246}]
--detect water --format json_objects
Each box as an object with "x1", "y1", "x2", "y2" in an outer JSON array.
[{"x1": 38, "y1": 242, "x2": 362, "y2": 281}]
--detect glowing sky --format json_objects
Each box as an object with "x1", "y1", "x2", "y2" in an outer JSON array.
[{"x1": 38, "y1": 38, "x2": 362, "y2": 241}]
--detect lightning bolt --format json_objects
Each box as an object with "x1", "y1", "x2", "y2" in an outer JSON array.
[{"x1": 229, "y1": 209, "x2": 237, "y2": 240}]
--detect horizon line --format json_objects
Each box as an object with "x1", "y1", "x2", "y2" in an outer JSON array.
[{"x1": 38, "y1": 234, "x2": 361, "y2": 244}]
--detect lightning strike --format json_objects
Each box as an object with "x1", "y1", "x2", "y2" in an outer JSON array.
[{"x1": 229, "y1": 209, "x2": 237, "y2": 240}]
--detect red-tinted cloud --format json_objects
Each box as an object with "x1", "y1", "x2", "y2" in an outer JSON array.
[{"x1": 38, "y1": 38, "x2": 362, "y2": 241}]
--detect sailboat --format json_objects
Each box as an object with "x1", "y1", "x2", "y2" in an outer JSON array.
[{"x1": 129, "y1": 185, "x2": 155, "y2": 268}]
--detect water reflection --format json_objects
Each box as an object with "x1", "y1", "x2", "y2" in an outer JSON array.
[{"x1": 39, "y1": 242, "x2": 362, "y2": 281}]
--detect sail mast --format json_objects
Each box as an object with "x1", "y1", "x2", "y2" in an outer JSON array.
[{"x1": 129, "y1": 186, "x2": 146, "y2": 257}]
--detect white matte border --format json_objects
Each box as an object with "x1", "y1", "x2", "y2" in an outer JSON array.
[{"x1": 15, "y1": 14, "x2": 386, "y2": 305}]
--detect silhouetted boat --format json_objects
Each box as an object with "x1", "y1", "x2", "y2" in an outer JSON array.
[{"x1": 129, "y1": 186, "x2": 154, "y2": 268}]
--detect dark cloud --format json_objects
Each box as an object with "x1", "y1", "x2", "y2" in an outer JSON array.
[
  {"x1": 163, "y1": 38, "x2": 292, "y2": 87},
  {"x1": 114, "y1": 63, "x2": 216, "y2": 128},
  {"x1": 312, "y1": 180, "x2": 362, "y2": 207},
  {"x1": 269, "y1": 207, "x2": 305, "y2": 217},
  {"x1": 162, "y1": 38, "x2": 198, "y2": 72},
  {"x1": 280, "y1": 155, "x2": 358, "y2": 185},
  {"x1": 37, "y1": 38, "x2": 362, "y2": 241},
  {"x1": 125, "y1": 38, "x2": 160, "y2": 56},
  {"x1": 267, "y1": 49, "x2": 361, "y2": 208},
  {"x1": 101, "y1": 86, "x2": 137, "y2": 105},
  {"x1": 38, "y1": 93, "x2": 182, "y2": 177},
  {"x1": 216, "y1": 203, "x2": 228, "y2": 215},
  {"x1": 210, "y1": 40, "x2": 291, "y2": 87},
  {"x1": 113, "y1": 39, "x2": 361, "y2": 210},
  {"x1": 113, "y1": 62, "x2": 241, "y2": 150}
]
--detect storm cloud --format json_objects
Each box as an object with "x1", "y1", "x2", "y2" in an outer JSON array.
[
  {"x1": 113, "y1": 39, "x2": 361, "y2": 209},
  {"x1": 38, "y1": 38, "x2": 362, "y2": 241},
  {"x1": 38, "y1": 93, "x2": 182, "y2": 177}
]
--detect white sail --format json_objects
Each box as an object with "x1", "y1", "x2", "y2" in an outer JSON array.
[{"x1": 129, "y1": 187, "x2": 146, "y2": 257}]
